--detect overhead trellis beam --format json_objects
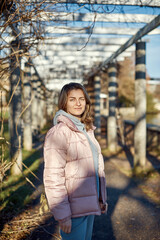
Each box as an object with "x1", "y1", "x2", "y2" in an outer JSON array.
[
  {"x1": 40, "y1": 45, "x2": 134, "y2": 52},
  {"x1": 58, "y1": 0, "x2": 160, "y2": 7},
  {"x1": 40, "y1": 44, "x2": 122, "y2": 52},
  {"x1": 42, "y1": 26, "x2": 160, "y2": 36},
  {"x1": 45, "y1": 79, "x2": 83, "y2": 90},
  {"x1": 34, "y1": 56, "x2": 126, "y2": 69},
  {"x1": 39, "y1": 12, "x2": 157, "y2": 24},
  {"x1": 41, "y1": 37, "x2": 130, "y2": 45},
  {"x1": 34, "y1": 52, "x2": 131, "y2": 65},
  {"x1": 44, "y1": 49, "x2": 120, "y2": 55},
  {"x1": 89, "y1": 14, "x2": 160, "y2": 75},
  {"x1": 7, "y1": 36, "x2": 126, "y2": 48}
]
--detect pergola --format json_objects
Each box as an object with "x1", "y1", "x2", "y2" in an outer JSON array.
[
  {"x1": 1, "y1": 0, "x2": 160, "y2": 172},
  {"x1": 32, "y1": 6, "x2": 160, "y2": 90}
]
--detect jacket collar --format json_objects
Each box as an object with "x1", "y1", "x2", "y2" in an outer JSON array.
[{"x1": 55, "y1": 115, "x2": 81, "y2": 132}]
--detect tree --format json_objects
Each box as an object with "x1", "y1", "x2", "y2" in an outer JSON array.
[{"x1": 0, "y1": 0, "x2": 58, "y2": 175}]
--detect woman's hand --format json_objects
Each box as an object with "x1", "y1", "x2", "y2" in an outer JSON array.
[
  {"x1": 99, "y1": 202, "x2": 108, "y2": 214},
  {"x1": 59, "y1": 219, "x2": 72, "y2": 233}
]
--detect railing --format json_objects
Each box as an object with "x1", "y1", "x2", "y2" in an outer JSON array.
[{"x1": 101, "y1": 115, "x2": 160, "y2": 151}]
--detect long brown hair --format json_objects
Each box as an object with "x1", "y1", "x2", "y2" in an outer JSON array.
[{"x1": 58, "y1": 82, "x2": 93, "y2": 131}]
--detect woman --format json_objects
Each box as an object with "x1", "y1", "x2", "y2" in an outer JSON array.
[{"x1": 43, "y1": 82, "x2": 107, "y2": 240}]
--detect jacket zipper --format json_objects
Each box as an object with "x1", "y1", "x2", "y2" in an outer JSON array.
[
  {"x1": 75, "y1": 129, "x2": 101, "y2": 212},
  {"x1": 85, "y1": 133, "x2": 101, "y2": 212}
]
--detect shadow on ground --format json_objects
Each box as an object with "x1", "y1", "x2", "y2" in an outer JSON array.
[
  {"x1": 1, "y1": 139, "x2": 160, "y2": 240},
  {"x1": 14, "y1": 155, "x2": 160, "y2": 240}
]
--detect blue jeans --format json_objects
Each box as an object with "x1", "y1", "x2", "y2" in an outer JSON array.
[{"x1": 60, "y1": 215, "x2": 95, "y2": 240}]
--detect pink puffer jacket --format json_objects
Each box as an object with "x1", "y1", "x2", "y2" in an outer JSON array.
[{"x1": 43, "y1": 115, "x2": 107, "y2": 222}]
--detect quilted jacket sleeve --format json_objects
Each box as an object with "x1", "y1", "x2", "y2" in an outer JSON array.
[{"x1": 43, "y1": 124, "x2": 71, "y2": 222}]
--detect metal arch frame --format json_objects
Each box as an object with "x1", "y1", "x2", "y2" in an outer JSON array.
[
  {"x1": 57, "y1": 0, "x2": 160, "y2": 7},
  {"x1": 5, "y1": 1, "x2": 158, "y2": 88},
  {"x1": 38, "y1": 12, "x2": 158, "y2": 24},
  {"x1": 87, "y1": 14, "x2": 160, "y2": 77}
]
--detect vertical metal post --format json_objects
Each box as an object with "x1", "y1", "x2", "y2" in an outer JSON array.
[
  {"x1": 23, "y1": 61, "x2": 32, "y2": 150},
  {"x1": 10, "y1": 40, "x2": 22, "y2": 175},
  {"x1": 94, "y1": 75, "x2": 101, "y2": 137},
  {"x1": 37, "y1": 77, "x2": 41, "y2": 133},
  {"x1": 107, "y1": 62, "x2": 117, "y2": 152},
  {"x1": 134, "y1": 41, "x2": 146, "y2": 167},
  {"x1": 85, "y1": 80, "x2": 95, "y2": 117},
  {"x1": 41, "y1": 88, "x2": 47, "y2": 128},
  {"x1": 46, "y1": 91, "x2": 55, "y2": 119},
  {"x1": 0, "y1": 90, "x2": 2, "y2": 122},
  {"x1": 31, "y1": 73, "x2": 38, "y2": 136}
]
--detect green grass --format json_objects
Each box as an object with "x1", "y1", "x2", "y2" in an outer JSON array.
[
  {"x1": 0, "y1": 109, "x2": 44, "y2": 216},
  {"x1": 3, "y1": 120, "x2": 9, "y2": 138},
  {"x1": 0, "y1": 109, "x2": 9, "y2": 138},
  {"x1": 41, "y1": 119, "x2": 53, "y2": 134},
  {"x1": 0, "y1": 119, "x2": 10, "y2": 167},
  {"x1": 0, "y1": 149, "x2": 42, "y2": 214},
  {"x1": 0, "y1": 109, "x2": 9, "y2": 121}
]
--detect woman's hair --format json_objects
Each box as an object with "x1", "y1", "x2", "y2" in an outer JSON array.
[{"x1": 58, "y1": 82, "x2": 93, "y2": 131}]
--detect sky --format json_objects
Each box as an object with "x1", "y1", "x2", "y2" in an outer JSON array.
[{"x1": 145, "y1": 35, "x2": 160, "y2": 78}]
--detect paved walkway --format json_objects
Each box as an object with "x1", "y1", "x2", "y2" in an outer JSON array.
[{"x1": 29, "y1": 155, "x2": 160, "y2": 240}]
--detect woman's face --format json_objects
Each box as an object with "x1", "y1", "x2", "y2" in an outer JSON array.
[{"x1": 66, "y1": 89, "x2": 86, "y2": 120}]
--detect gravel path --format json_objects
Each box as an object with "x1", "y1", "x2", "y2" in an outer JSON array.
[
  {"x1": 25, "y1": 150, "x2": 160, "y2": 240},
  {"x1": 92, "y1": 158, "x2": 160, "y2": 240},
  {"x1": 2, "y1": 133, "x2": 159, "y2": 240}
]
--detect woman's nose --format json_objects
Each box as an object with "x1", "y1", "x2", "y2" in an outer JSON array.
[{"x1": 76, "y1": 100, "x2": 81, "y2": 105}]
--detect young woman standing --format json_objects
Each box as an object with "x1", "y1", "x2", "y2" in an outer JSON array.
[{"x1": 43, "y1": 82, "x2": 107, "y2": 240}]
